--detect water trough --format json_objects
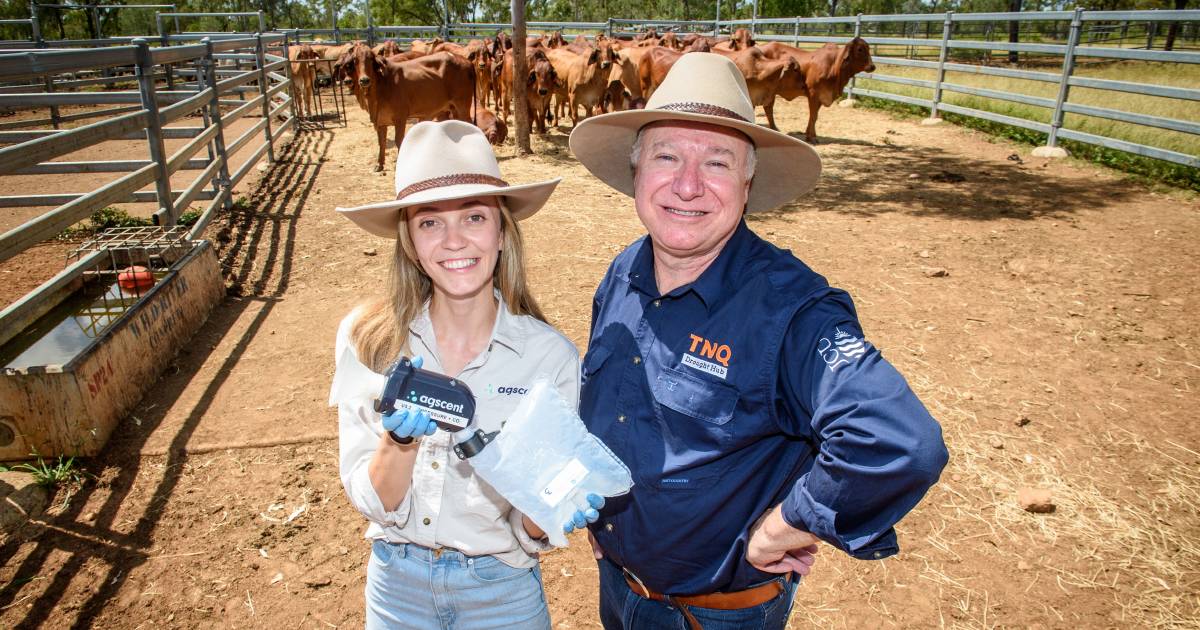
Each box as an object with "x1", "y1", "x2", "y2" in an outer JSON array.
[{"x1": 0, "y1": 227, "x2": 223, "y2": 460}]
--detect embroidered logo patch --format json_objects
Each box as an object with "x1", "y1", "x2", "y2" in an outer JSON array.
[{"x1": 816, "y1": 327, "x2": 870, "y2": 372}]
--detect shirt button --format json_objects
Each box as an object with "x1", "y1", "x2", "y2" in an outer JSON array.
[
  {"x1": 653, "y1": 300, "x2": 661, "y2": 307},
  {"x1": 431, "y1": 461, "x2": 439, "y2": 470},
  {"x1": 423, "y1": 517, "x2": 431, "y2": 526},
  {"x1": 605, "y1": 523, "x2": 614, "y2": 532},
  {"x1": 633, "y1": 356, "x2": 641, "y2": 365},
  {"x1": 618, "y1": 415, "x2": 626, "y2": 423},
  {"x1": 873, "y1": 551, "x2": 882, "y2": 559}
]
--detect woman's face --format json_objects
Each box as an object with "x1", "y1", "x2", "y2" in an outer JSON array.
[{"x1": 406, "y1": 196, "x2": 503, "y2": 302}]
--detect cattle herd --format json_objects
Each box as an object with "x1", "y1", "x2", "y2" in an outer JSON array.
[{"x1": 287, "y1": 28, "x2": 877, "y2": 171}]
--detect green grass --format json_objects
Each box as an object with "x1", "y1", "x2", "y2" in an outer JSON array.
[
  {"x1": 851, "y1": 59, "x2": 1199, "y2": 190},
  {"x1": 1, "y1": 453, "x2": 86, "y2": 488}
]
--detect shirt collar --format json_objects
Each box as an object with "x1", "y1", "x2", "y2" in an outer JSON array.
[
  {"x1": 409, "y1": 288, "x2": 527, "y2": 358},
  {"x1": 626, "y1": 219, "x2": 753, "y2": 309}
]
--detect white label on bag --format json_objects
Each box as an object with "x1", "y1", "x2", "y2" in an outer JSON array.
[{"x1": 540, "y1": 458, "x2": 589, "y2": 507}]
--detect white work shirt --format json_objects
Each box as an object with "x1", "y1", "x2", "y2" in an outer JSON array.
[{"x1": 336, "y1": 297, "x2": 581, "y2": 568}]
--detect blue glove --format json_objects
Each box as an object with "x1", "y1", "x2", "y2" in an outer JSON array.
[
  {"x1": 382, "y1": 356, "x2": 436, "y2": 442},
  {"x1": 563, "y1": 493, "x2": 605, "y2": 534}
]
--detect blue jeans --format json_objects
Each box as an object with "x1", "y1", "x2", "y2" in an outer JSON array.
[
  {"x1": 365, "y1": 540, "x2": 551, "y2": 630},
  {"x1": 597, "y1": 557, "x2": 798, "y2": 630}
]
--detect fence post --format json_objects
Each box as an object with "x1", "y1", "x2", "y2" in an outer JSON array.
[
  {"x1": 28, "y1": 0, "x2": 43, "y2": 47},
  {"x1": 1035, "y1": 7, "x2": 1081, "y2": 158},
  {"x1": 280, "y1": 35, "x2": 296, "y2": 123},
  {"x1": 923, "y1": 12, "x2": 952, "y2": 125},
  {"x1": 844, "y1": 13, "x2": 864, "y2": 105},
  {"x1": 751, "y1": 0, "x2": 758, "y2": 36},
  {"x1": 1145, "y1": 20, "x2": 1156, "y2": 50},
  {"x1": 257, "y1": 10, "x2": 265, "y2": 33},
  {"x1": 200, "y1": 38, "x2": 234, "y2": 213},
  {"x1": 367, "y1": 10, "x2": 375, "y2": 46},
  {"x1": 794, "y1": 15, "x2": 800, "y2": 45},
  {"x1": 715, "y1": 0, "x2": 721, "y2": 36},
  {"x1": 133, "y1": 39, "x2": 176, "y2": 226},
  {"x1": 255, "y1": 34, "x2": 276, "y2": 163},
  {"x1": 607, "y1": 17, "x2": 613, "y2": 38}
]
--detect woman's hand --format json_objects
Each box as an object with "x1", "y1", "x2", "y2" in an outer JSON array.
[{"x1": 382, "y1": 408, "x2": 436, "y2": 442}]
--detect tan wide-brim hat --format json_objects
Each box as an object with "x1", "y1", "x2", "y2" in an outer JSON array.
[
  {"x1": 337, "y1": 120, "x2": 560, "y2": 238},
  {"x1": 569, "y1": 53, "x2": 821, "y2": 213}
]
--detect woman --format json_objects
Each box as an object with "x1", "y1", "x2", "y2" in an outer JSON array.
[{"x1": 333, "y1": 120, "x2": 601, "y2": 629}]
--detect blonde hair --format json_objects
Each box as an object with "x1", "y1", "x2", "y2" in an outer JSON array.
[{"x1": 350, "y1": 198, "x2": 544, "y2": 372}]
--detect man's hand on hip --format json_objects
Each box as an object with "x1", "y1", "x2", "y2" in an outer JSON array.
[{"x1": 747, "y1": 504, "x2": 820, "y2": 575}]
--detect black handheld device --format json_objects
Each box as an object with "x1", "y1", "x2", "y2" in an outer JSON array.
[{"x1": 373, "y1": 356, "x2": 495, "y2": 458}]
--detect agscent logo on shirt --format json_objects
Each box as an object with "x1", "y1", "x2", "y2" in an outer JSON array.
[
  {"x1": 682, "y1": 334, "x2": 731, "y2": 379},
  {"x1": 486, "y1": 384, "x2": 529, "y2": 396}
]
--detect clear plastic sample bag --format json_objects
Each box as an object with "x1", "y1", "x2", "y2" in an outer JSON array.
[{"x1": 469, "y1": 378, "x2": 634, "y2": 548}]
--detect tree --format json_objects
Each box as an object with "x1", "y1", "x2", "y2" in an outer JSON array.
[
  {"x1": 1164, "y1": 0, "x2": 1188, "y2": 50},
  {"x1": 1008, "y1": 0, "x2": 1021, "y2": 64}
]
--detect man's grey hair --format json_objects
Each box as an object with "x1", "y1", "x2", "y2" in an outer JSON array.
[{"x1": 629, "y1": 127, "x2": 757, "y2": 180}]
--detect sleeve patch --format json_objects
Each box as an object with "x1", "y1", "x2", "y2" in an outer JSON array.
[{"x1": 816, "y1": 327, "x2": 871, "y2": 372}]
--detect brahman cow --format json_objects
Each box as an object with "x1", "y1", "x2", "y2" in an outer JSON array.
[
  {"x1": 547, "y1": 42, "x2": 617, "y2": 126},
  {"x1": 760, "y1": 38, "x2": 876, "y2": 142},
  {"x1": 474, "y1": 107, "x2": 507, "y2": 145},
  {"x1": 288, "y1": 44, "x2": 321, "y2": 118},
  {"x1": 335, "y1": 44, "x2": 475, "y2": 171}
]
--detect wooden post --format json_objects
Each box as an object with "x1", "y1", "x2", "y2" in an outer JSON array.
[
  {"x1": 924, "y1": 12, "x2": 952, "y2": 124},
  {"x1": 512, "y1": 0, "x2": 531, "y2": 155},
  {"x1": 134, "y1": 39, "x2": 176, "y2": 225}
]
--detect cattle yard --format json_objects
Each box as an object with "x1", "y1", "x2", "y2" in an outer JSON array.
[{"x1": 0, "y1": 14, "x2": 1199, "y2": 630}]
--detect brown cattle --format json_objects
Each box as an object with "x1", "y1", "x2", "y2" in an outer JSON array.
[
  {"x1": 310, "y1": 42, "x2": 353, "y2": 83},
  {"x1": 760, "y1": 38, "x2": 876, "y2": 142},
  {"x1": 637, "y1": 46, "x2": 687, "y2": 100},
  {"x1": 432, "y1": 41, "x2": 469, "y2": 57},
  {"x1": 713, "y1": 28, "x2": 755, "y2": 51},
  {"x1": 494, "y1": 31, "x2": 512, "y2": 51},
  {"x1": 727, "y1": 47, "x2": 804, "y2": 130},
  {"x1": 526, "y1": 50, "x2": 559, "y2": 133},
  {"x1": 288, "y1": 45, "x2": 320, "y2": 118},
  {"x1": 466, "y1": 40, "x2": 495, "y2": 108},
  {"x1": 603, "y1": 47, "x2": 643, "y2": 112},
  {"x1": 660, "y1": 31, "x2": 683, "y2": 50},
  {"x1": 409, "y1": 38, "x2": 443, "y2": 54},
  {"x1": 335, "y1": 45, "x2": 475, "y2": 171},
  {"x1": 681, "y1": 34, "x2": 723, "y2": 50},
  {"x1": 547, "y1": 43, "x2": 617, "y2": 126},
  {"x1": 372, "y1": 40, "x2": 402, "y2": 57},
  {"x1": 546, "y1": 31, "x2": 567, "y2": 48},
  {"x1": 474, "y1": 107, "x2": 507, "y2": 145}
]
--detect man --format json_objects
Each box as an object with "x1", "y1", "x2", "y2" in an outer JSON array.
[{"x1": 566, "y1": 53, "x2": 949, "y2": 629}]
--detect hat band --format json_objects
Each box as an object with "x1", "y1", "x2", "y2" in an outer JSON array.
[
  {"x1": 655, "y1": 101, "x2": 750, "y2": 123},
  {"x1": 396, "y1": 173, "x2": 510, "y2": 201}
]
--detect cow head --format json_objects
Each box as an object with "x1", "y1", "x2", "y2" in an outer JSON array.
[
  {"x1": 688, "y1": 38, "x2": 712, "y2": 53},
  {"x1": 777, "y1": 56, "x2": 806, "y2": 99},
  {"x1": 661, "y1": 31, "x2": 681, "y2": 51},
  {"x1": 547, "y1": 31, "x2": 567, "y2": 48},
  {"x1": 729, "y1": 28, "x2": 756, "y2": 51},
  {"x1": 296, "y1": 44, "x2": 320, "y2": 61},
  {"x1": 595, "y1": 40, "x2": 618, "y2": 70},
  {"x1": 527, "y1": 51, "x2": 557, "y2": 98},
  {"x1": 841, "y1": 37, "x2": 875, "y2": 75},
  {"x1": 335, "y1": 41, "x2": 382, "y2": 91}
]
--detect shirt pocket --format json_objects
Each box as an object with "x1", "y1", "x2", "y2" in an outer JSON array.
[{"x1": 652, "y1": 366, "x2": 739, "y2": 426}]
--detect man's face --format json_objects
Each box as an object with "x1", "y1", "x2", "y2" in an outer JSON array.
[{"x1": 633, "y1": 121, "x2": 753, "y2": 262}]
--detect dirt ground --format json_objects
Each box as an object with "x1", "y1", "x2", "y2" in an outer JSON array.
[{"x1": 1, "y1": 92, "x2": 1198, "y2": 629}]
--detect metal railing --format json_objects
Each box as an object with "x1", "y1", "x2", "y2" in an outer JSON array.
[
  {"x1": 748, "y1": 10, "x2": 1199, "y2": 167},
  {"x1": 0, "y1": 32, "x2": 295, "y2": 267}
]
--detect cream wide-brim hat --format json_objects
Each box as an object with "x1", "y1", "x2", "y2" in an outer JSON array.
[
  {"x1": 569, "y1": 53, "x2": 821, "y2": 213},
  {"x1": 337, "y1": 120, "x2": 560, "y2": 238}
]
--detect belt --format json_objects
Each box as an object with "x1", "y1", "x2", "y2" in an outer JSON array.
[{"x1": 623, "y1": 571, "x2": 791, "y2": 630}]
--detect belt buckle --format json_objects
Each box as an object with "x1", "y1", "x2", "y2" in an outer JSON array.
[{"x1": 432, "y1": 548, "x2": 444, "y2": 559}]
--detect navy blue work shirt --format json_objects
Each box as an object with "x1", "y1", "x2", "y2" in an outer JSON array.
[{"x1": 581, "y1": 220, "x2": 949, "y2": 596}]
